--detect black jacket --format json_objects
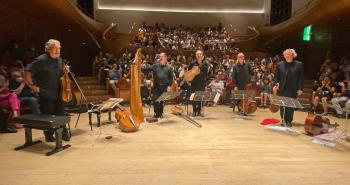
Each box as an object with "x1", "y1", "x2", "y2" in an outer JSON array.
[
  {"x1": 188, "y1": 60, "x2": 208, "y2": 91},
  {"x1": 231, "y1": 62, "x2": 254, "y2": 90},
  {"x1": 274, "y1": 60, "x2": 304, "y2": 97}
]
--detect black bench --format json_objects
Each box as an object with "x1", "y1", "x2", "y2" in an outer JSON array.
[{"x1": 13, "y1": 114, "x2": 71, "y2": 156}]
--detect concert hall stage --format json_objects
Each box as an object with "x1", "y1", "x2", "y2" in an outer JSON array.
[{"x1": 1, "y1": 105, "x2": 350, "y2": 185}]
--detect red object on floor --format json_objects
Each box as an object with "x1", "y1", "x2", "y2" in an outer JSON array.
[{"x1": 260, "y1": 118, "x2": 280, "y2": 125}]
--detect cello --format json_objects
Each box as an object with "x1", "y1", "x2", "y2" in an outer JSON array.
[
  {"x1": 237, "y1": 83, "x2": 258, "y2": 114},
  {"x1": 115, "y1": 103, "x2": 141, "y2": 132},
  {"x1": 304, "y1": 112, "x2": 339, "y2": 136},
  {"x1": 269, "y1": 83, "x2": 280, "y2": 113}
]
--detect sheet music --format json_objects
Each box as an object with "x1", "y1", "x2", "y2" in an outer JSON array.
[
  {"x1": 191, "y1": 91, "x2": 220, "y2": 102},
  {"x1": 268, "y1": 95, "x2": 303, "y2": 109},
  {"x1": 232, "y1": 90, "x2": 255, "y2": 100},
  {"x1": 156, "y1": 91, "x2": 182, "y2": 102},
  {"x1": 97, "y1": 98, "x2": 123, "y2": 111}
]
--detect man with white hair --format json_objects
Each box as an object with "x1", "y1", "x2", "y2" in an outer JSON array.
[
  {"x1": 273, "y1": 49, "x2": 304, "y2": 127},
  {"x1": 24, "y1": 39, "x2": 70, "y2": 141}
]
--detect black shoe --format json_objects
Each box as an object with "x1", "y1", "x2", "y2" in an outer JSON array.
[
  {"x1": 45, "y1": 136, "x2": 55, "y2": 142},
  {"x1": 62, "y1": 128, "x2": 70, "y2": 142},
  {"x1": 0, "y1": 128, "x2": 18, "y2": 133},
  {"x1": 191, "y1": 112, "x2": 197, "y2": 117},
  {"x1": 286, "y1": 122, "x2": 292, "y2": 127}
]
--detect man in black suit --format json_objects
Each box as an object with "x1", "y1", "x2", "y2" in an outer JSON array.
[
  {"x1": 152, "y1": 52, "x2": 173, "y2": 118},
  {"x1": 231, "y1": 52, "x2": 254, "y2": 114},
  {"x1": 274, "y1": 49, "x2": 304, "y2": 127},
  {"x1": 188, "y1": 50, "x2": 208, "y2": 117}
]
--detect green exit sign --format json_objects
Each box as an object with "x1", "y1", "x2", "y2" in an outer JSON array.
[{"x1": 303, "y1": 25, "x2": 312, "y2": 41}]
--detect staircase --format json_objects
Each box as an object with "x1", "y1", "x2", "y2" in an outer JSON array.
[
  {"x1": 298, "y1": 79, "x2": 314, "y2": 104},
  {"x1": 76, "y1": 76, "x2": 112, "y2": 103}
]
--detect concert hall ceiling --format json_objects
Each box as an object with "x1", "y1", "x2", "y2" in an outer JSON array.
[
  {"x1": 94, "y1": 0, "x2": 323, "y2": 34},
  {"x1": 94, "y1": 0, "x2": 271, "y2": 34}
]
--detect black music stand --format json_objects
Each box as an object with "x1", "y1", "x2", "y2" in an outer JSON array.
[
  {"x1": 156, "y1": 91, "x2": 182, "y2": 102},
  {"x1": 88, "y1": 98, "x2": 123, "y2": 130},
  {"x1": 189, "y1": 91, "x2": 221, "y2": 116},
  {"x1": 268, "y1": 94, "x2": 304, "y2": 126},
  {"x1": 232, "y1": 90, "x2": 255, "y2": 118}
]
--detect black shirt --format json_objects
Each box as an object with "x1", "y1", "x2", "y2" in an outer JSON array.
[
  {"x1": 275, "y1": 60, "x2": 304, "y2": 98},
  {"x1": 231, "y1": 62, "x2": 253, "y2": 90},
  {"x1": 25, "y1": 53, "x2": 63, "y2": 100},
  {"x1": 189, "y1": 60, "x2": 208, "y2": 91},
  {"x1": 152, "y1": 63, "x2": 173, "y2": 87}
]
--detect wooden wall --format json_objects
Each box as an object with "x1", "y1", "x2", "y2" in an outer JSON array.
[{"x1": 0, "y1": 6, "x2": 100, "y2": 76}]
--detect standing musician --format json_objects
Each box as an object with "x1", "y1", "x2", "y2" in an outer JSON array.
[
  {"x1": 231, "y1": 52, "x2": 254, "y2": 113},
  {"x1": 151, "y1": 52, "x2": 173, "y2": 118},
  {"x1": 273, "y1": 49, "x2": 304, "y2": 127},
  {"x1": 188, "y1": 50, "x2": 208, "y2": 117},
  {"x1": 24, "y1": 39, "x2": 70, "y2": 142}
]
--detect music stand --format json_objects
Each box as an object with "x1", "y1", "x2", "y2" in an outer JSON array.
[
  {"x1": 232, "y1": 90, "x2": 255, "y2": 119},
  {"x1": 189, "y1": 91, "x2": 221, "y2": 116},
  {"x1": 156, "y1": 91, "x2": 182, "y2": 102},
  {"x1": 88, "y1": 98, "x2": 123, "y2": 130},
  {"x1": 268, "y1": 94, "x2": 304, "y2": 125}
]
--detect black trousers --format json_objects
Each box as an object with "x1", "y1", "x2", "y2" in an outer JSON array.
[
  {"x1": 192, "y1": 101, "x2": 202, "y2": 115},
  {"x1": 279, "y1": 90, "x2": 297, "y2": 123},
  {"x1": 0, "y1": 108, "x2": 7, "y2": 130},
  {"x1": 153, "y1": 85, "x2": 167, "y2": 117},
  {"x1": 39, "y1": 98, "x2": 65, "y2": 137},
  {"x1": 191, "y1": 87, "x2": 204, "y2": 115}
]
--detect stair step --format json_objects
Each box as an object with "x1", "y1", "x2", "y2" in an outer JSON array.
[
  {"x1": 298, "y1": 97, "x2": 310, "y2": 104},
  {"x1": 79, "y1": 84, "x2": 106, "y2": 91},
  {"x1": 83, "y1": 89, "x2": 107, "y2": 96},
  {"x1": 299, "y1": 93, "x2": 312, "y2": 99},
  {"x1": 76, "y1": 76, "x2": 98, "y2": 81},
  {"x1": 76, "y1": 80, "x2": 100, "y2": 86},
  {"x1": 86, "y1": 95, "x2": 112, "y2": 102}
]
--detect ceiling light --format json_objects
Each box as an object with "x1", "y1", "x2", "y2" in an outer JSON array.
[{"x1": 98, "y1": 5, "x2": 264, "y2": 14}]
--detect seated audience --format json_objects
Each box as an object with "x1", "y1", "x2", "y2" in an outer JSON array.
[
  {"x1": 9, "y1": 68, "x2": 40, "y2": 114},
  {"x1": 0, "y1": 74, "x2": 22, "y2": 129}
]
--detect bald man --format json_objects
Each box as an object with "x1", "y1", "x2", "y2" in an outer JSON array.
[
  {"x1": 151, "y1": 52, "x2": 173, "y2": 118},
  {"x1": 231, "y1": 52, "x2": 254, "y2": 113}
]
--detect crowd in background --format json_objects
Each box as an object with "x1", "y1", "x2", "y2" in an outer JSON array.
[
  {"x1": 312, "y1": 52, "x2": 350, "y2": 117},
  {"x1": 133, "y1": 22, "x2": 239, "y2": 52},
  {"x1": 93, "y1": 48, "x2": 280, "y2": 106}
]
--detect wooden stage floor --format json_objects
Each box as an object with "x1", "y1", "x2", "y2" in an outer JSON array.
[{"x1": 1, "y1": 105, "x2": 350, "y2": 185}]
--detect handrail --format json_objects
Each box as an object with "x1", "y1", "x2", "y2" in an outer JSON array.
[
  {"x1": 291, "y1": 0, "x2": 320, "y2": 18},
  {"x1": 102, "y1": 23, "x2": 118, "y2": 40},
  {"x1": 75, "y1": 3, "x2": 94, "y2": 19},
  {"x1": 65, "y1": 0, "x2": 103, "y2": 48}
]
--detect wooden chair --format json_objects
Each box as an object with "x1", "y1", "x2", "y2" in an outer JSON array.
[{"x1": 114, "y1": 78, "x2": 131, "y2": 103}]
